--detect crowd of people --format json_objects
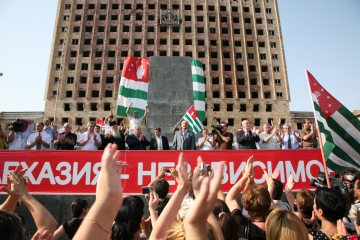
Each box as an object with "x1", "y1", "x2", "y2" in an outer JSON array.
[
  {"x1": 0, "y1": 103, "x2": 319, "y2": 151},
  {"x1": 1, "y1": 146, "x2": 360, "y2": 240}
]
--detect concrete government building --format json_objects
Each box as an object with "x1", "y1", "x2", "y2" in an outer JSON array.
[{"x1": 44, "y1": 0, "x2": 291, "y2": 131}]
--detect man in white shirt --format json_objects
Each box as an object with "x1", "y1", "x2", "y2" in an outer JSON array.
[
  {"x1": 7, "y1": 118, "x2": 34, "y2": 150},
  {"x1": 126, "y1": 102, "x2": 148, "y2": 135},
  {"x1": 150, "y1": 128, "x2": 169, "y2": 150},
  {"x1": 260, "y1": 123, "x2": 282, "y2": 150},
  {"x1": 281, "y1": 123, "x2": 301, "y2": 149},
  {"x1": 26, "y1": 122, "x2": 51, "y2": 150},
  {"x1": 197, "y1": 129, "x2": 215, "y2": 150},
  {"x1": 77, "y1": 121, "x2": 102, "y2": 150}
]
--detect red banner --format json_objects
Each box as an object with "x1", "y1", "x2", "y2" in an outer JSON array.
[{"x1": 0, "y1": 150, "x2": 329, "y2": 195}]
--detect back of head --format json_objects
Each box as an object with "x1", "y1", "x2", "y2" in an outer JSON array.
[
  {"x1": 271, "y1": 179, "x2": 284, "y2": 200},
  {"x1": 295, "y1": 189, "x2": 315, "y2": 218},
  {"x1": 0, "y1": 210, "x2": 24, "y2": 240},
  {"x1": 71, "y1": 198, "x2": 88, "y2": 218},
  {"x1": 164, "y1": 219, "x2": 218, "y2": 240},
  {"x1": 156, "y1": 198, "x2": 169, "y2": 216},
  {"x1": 154, "y1": 179, "x2": 169, "y2": 199},
  {"x1": 241, "y1": 185, "x2": 271, "y2": 220},
  {"x1": 315, "y1": 187, "x2": 346, "y2": 224},
  {"x1": 111, "y1": 196, "x2": 144, "y2": 240},
  {"x1": 265, "y1": 209, "x2": 308, "y2": 240},
  {"x1": 212, "y1": 200, "x2": 238, "y2": 240}
]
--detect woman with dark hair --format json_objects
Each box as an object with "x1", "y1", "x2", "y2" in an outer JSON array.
[
  {"x1": 53, "y1": 198, "x2": 89, "y2": 240},
  {"x1": 212, "y1": 199, "x2": 238, "y2": 240},
  {"x1": 0, "y1": 210, "x2": 25, "y2": 240},
  {"x1": 111, "y1": 195, "x2": 145, "y2": 240}
]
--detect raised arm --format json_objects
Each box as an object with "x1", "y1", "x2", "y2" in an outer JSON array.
[
  {"x1": 126, "y1": 103, "x2": 133, "y2": 117},
  {"x1": 149, "y1": 153, "x2": 189, "y2": 240},
  {"x1": 143, "y1": 105, "x2": 148, "y2": 118},
  {"x1": 73, "y1": 144, "x2": 123, "y2": 240},
  {"x1": 225, "y1": 156, "x2": 253, "y2": 212}
]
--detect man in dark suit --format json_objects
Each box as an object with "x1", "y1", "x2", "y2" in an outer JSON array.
[
  {"x1": 172, "y1": 120, "x2": 196, "y2": 150},
  {"x1": 236, "y1": 119, "x2": 260, "y2": 149},
  {"x1": 126, "y1": 125, "x2": 150, "y2": 150},
  {"x1": 150, "y1": 127, "x2": 169, "y2": 150}
]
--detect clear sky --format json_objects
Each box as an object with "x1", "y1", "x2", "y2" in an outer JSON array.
[{"x1": 0, "y1": 1, "x2": 359, "y2": 113}]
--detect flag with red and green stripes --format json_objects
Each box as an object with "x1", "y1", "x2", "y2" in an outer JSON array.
[
  {"x1": 117, "y1": 56, "x2": 150, "y2": 117},
  {"x1": 181, "y1": 105, "x2": 204, "y2": 134},
  {"x1": 306, "y1": 70, "x2": 360, "y2": 173},
  {"x1": 191, "y1": 59, "x2": 205, "y2": 121}
]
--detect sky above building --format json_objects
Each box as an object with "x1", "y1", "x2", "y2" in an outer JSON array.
[{"x1": 0, "y1": 0, "x2": 359, "y2": 114}]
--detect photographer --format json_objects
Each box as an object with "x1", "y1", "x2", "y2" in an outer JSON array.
[
  {"x1": 7, "y1": 118, "x2": 34, "y2": 150},
  {"x1": 212, "y1": 122, "x2": 233, "y2": 150}
]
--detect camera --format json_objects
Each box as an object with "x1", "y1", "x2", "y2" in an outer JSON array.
[
  {"x1": 9, "y1": 120, "x2": 24, "y2": 132},
  {"x1": 141, "y1": 186, "x2": 154, "y2": 194},
  {"x1": 211, "y1": 125, "x2": 222, "y2": 132},
  {"x1": 310, "y1": 171, "x2": 353, "y2": 195}
]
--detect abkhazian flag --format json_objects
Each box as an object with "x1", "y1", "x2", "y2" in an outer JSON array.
[
  {"x1": 306, "y1": 70, "x2": 360, "y2": 173},
  {"x1": 181, "y1": 106, "x2": 204, "y2": 134},
  {"x1": 191, "y1": 59, "x2": 205, "y2": 121},
  {"x1": 117, "y1": 56, "x2": 150, "y2": 117}
]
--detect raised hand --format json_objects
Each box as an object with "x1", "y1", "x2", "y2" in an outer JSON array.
[{"x1": 157, "y1": 168, "x2": 167, "y2": 179}]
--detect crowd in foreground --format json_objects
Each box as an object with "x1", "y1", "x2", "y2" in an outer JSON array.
[
  {"x1": 1, "y1": 143, "x2": 360, "y2": 240},
  {"x1": 0, "y1": 103, "x2": 319, "y2": 151}
]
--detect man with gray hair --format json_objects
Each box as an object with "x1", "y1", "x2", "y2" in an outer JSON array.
[
  {"x1": 54, "y1": 123, "x2": 77, "y2": 150},
  {"x1": 236, "y1": 119, "x2": 260, "y2": 149},
  {"x1": 77, "y1": 121, "x2": 102, "y2": 150},
  {"x1": 281, "y1": 123, "x2": 301, "y2": 149},
  {"x1": 172, "y1": 120, "x2": 196, "y2": 150},
  {"x1": 126, "y1": 125, "x2": 150, "y2": 150},
  {"x1": 260, "y1": 123, "x2": 282, "y2": 149}
]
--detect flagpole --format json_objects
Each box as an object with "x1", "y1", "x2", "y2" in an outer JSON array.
[{"x1": 305, "y1": 70, "x2": 331, "y2": 188}]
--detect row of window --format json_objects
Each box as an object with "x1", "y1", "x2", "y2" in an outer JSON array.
[
  {"x1": 65, "y1": 3, "x2": 273, "y2": 13},
  {"x1": 211, "y1": 91, "x2": 283, "y2": 99},
  {"x1": 54, "y1": 90, "x2": 113, "y2": 98},
  {"x1": 213, "y1": 103, "x2": 280, "y2": 112},
  {"x1": 64, "y1": 37, "x2": 277, "y2": 50},
  {"x1": 62, "y1": 102, "x2": 111, "y2": 112}
]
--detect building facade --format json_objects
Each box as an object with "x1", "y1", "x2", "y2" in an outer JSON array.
[{"x1": 44, "y1": 0, "x2": 291, "y2": 132}]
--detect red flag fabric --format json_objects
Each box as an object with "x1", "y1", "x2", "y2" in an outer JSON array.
[{"x1": 121, "y1": 57, "x2": 150, "y2": 83}]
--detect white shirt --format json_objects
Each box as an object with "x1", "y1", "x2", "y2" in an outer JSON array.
[
  {"x1": 260, "y1": 132, "x2": 280, "y2": 150},
  {"x1": 78, "y1": 132, "x2": 102, "y2": 150},
  {"x1": 27, "y1": 131, "x2": 51, "y2": 150},
  {"x1": 156, "y1": 136, "x2": 163, "y2": 150},
  {"x1": 282, "y1": 132, "x2": 301, "y2": 149},
  {"x1": 8, "y1": 123, "x2": 34, "y2": 150},
  {"x1": 197, "y1": 137, "x2": 214, "y2": 150},
  {"x1": 128, "y1": 116, "x2": 143, "y2": 135}
]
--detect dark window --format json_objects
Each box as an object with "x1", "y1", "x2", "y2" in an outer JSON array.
[
  {"x1": 198, "y1": 27, "x2": 204, "y2": 33},
  {"x1": 97, "y1": 39, "x2": 103, "y2": 45},
  {"x1": 110, "y1": 26, "x2": 117, "y2": 32},
  {"x1": 225, "y1": 78, "x2": 232, "y2": 84},
  {"x1": 234, "y1": 29, "x2": 240, "y2": 34},
  {"x1": 111, "y1": 15, "x2": 118, "y2": 20},
  {"x1": 259, "y1": 42, "x2": 265, "y2": 47},
  {"x1": 77, "y1": 103, "x2": 84, "y2": 111},
  {"x1": 220, "y1": 6, "x2": 226, "y2": 11},
  {"x1": 198, "y1": 39, "x2": 204, "y2": 46},
  {"x1": 197, "y1": 5, "x2": 203, "y2": 10},
  {"x1": 108, "y1": 51, "x2": 115, "y2": 57},
  {"x1": 135, "y1": 39, "x2": 141, "y2": 45},
  {"x1": 263, "y1": 79, "x2": 270, "y2": 85},
  {"x1": 147, "y1": 51, "x2": 154, "y2": 57},
  {"x1": 135, "y1": 26, "x2": 142, "y2": 32},
  {"x1": 67, "y1": 77, "x2": 74, "y2": 84},
  {"x1": 107, "y1": 64, "x2": 114, "y2": 70},
  {"x1": 238, "y1": 78, "x2": 245, "y2": 85},
  {"x1": 136, "y1": 14, "x2": 142, "y2": 21},
  {"x1": 148, "y1": 15, "x2": 155, "y2": 21},
  {"x1": 240, "y1": 104, "x2": 246, "y2": 112},
  {"x1": 95, "y1": 51, "x2": 102, "y2": 57},
  {"x1": 266, "y1": 104, "x2": 272, "y2": 112},
  {"x1": 249, "y1": 65, "x2": 256, "y2": 72},
  {"x1": 173, "y1": 39, "x2": 179, "y2": 45},
  {"x1": 185, "y1": 5, "x2": 191, "y2": 10},
  {"x1": 66, "y1": 91, "x2": 72, "y2": 98},
  {"x1": 148, "y1": 4, "x2": 155, "y2": 9},
  {"x1": 221, "y1": 17, "x2": 227, "y2": 22},
  {"x1": 185, "y1": 39, "x2": 192, "y2": 45},
  {"x1": 109, "y1": 39, "x2": 116, "y2": 44},
  {"x1": 234, "y1": 41, "x2": 241, "y2": 46},
  {"x1": 246, "y1": 29, "x2": 252, "y2": 35},
  {"x1": 76, "y1": 4, "x2": 83, "y2": 9},
  {"x1": 227, "y1": 104, "x2": 233, "y2": 111},
  {"x1": 185, "y1": 51, "x2": 192, "y2": 57},
  {"x1": 256, "y1": 18, "x2": 262, "y2": 24},
  {"x1": 148, "y1": 26, "x2": 154, "y2": 32},
  {"x1": 75, "y1": 15, "x2": 81, "y2": 21},
  {"x1": 253, "y1": 104, "x2": 259, "y2": 112},
  {"x1": 252, "y1": 92, "x2": 258, "y2": 98},
  {"x1": 173, "y1": 27, "x2": 179, "y2": 32},
  {"x1": 122, "y1": 39, "x2": 129, "y2": 44},
  {"x1": 104, "y1": 103, "x2": 111, "y2": 111},
  {"x1": 211, "y1": 64, "x2": 218, "y2": 71},
  {"x1": 255, "y1": 8, "x2": 261, "y2": 13},
  {"x1": 94, "y1": 64, "x2": 101, "y2": 70},
  {"x1": 237, "y1": 65, "x2": 244, "y2": 71},
  {"x1": 224, "y1": 65, "x2": 231, "y2": 71},
  {"x1": 228, "y1": 118, "x2": 234, "y2": 126},
  {"x1": 213, "y1": 104, "x2": 220, "y2": 111},
  {"x1": 159, "y1": 51, "x2": 166, "y2": 56},
  {"x1": 213, "y1": 91, "x2": 220, "y2": 98},
  {"x1": 134, "y1": 51, "x2": 140, "y2": 57},
  {"x1": 160, "y1": 26, "x2": 167, "y2": 32},
  {"x1": 262, "y1": 66, "x2": 268, "y2": 72},
  {"x1": 73, "y1": 27, "x2": 80, "y2": 32},
  {"x1": 160, "y1": 39, "x2": 167, "y2": 45},
  {"x1": 100, "y1": 4, "x2": 107, "y2": 9},
  {"x1": 222, "y1": 28, "x2": 228, "y2": 34},
  {"x1": 251, "y1": 78, "x2": 257, "y2": 85},
  {"x1": 210, "y1": 40, "x2": 217, "y2": 46},
  {"x1": 87, "y1": 15, "x2": 93, "y2": 21},
  {"x1": 244, "y1": 18, "x2": 251, "y2": 23},
  {"x1": 70, "y1": 51, "x2": 77, "y2": 57},
  {"x1": 68, "y1": 64, "x2": 75, "y2": 70},
  {"x1": 243, "y1": 7, "x2": 250, "y2": 12},
  {"x1": 173, "y1": 51, "x2": 179, "y2": 56},
  {"x1": 147, "y1": 39, "x2": 154, "y2": 45},
  {"x1": 223, "y1": 52, "x2": 230, "y2": 58},
  {"x1": 185, "y1": 16, "x2": 191, "y2": 21},
  {"x1": 225, "y1": 91, "x2": 233, "y2": 98},
  {"x1": 79, "y1": 90, "x2": 86, "y2": 97},
  {"x1": 123, "y1": 25, "x2": 130, "y2": 32},
  {"x1": 258, "y1": 29, "x2": 264, "y2": 35},
  {"x1": 91, "y1": 91, "x2": 99, "y2": 97},
  {"x1": 99, "y1": 15, "x2": 106, "y2": 20},
  {"x1": 64, "y1": 104, "x2": 70, "y2": 111},
  {"x1": 247, "y1": 41, "x2": 253, "y2": 47},
  {"x1": 209, "y1": 16, "x2": 215, "y2": 22},
  {"x1": 85, "y1": 26, "x2": 92, "y2": 32},
  {"x1": 80, "y1": 77, "x2": 87, "y2": 83},
  {"x1": 90, "y1": 103, "x2": 98, "y2": 111},
  {"x1": 254, "y1": 119, "x2": 261, "y2": 126},
  {"x1": 223, "y1": 40, "x2": 229, "y2": 46},
  {"x1": 208, "y1": 5, "x2": 214, "y2": 11},
  {"x1": 239, "y1": 91, "x2": 246, "y2": 98},
  {"x1": 198, "y1": 52, "x2": 205, "y2": 58},
  {"x1": 264, "y1": 92, "x2": 271, "y2": 99},
  {"x1": 112, "y1": 4, "x2": 119, "y2": 9},
  {"x1": 105, "y1": 90, "x2": 112, "y2": 97},
  {"x1": 232, "y1": 6, "x2": 238, "y2": 12},
  {"x1": 212, "y1": 77, "x2": 219, "y2": 84},
  {"x1": 88, "y1": 4, "x2": 94, "y2": 9},
  {"x1": 197, "y1": 16, "x2": 203, "y2": 21},
  {"x1": 81, "y1": 63, "x2": 88, "y2": 70},
  {"x1": 93, "y1": 77, "x2": 100, "y2": 83}
]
